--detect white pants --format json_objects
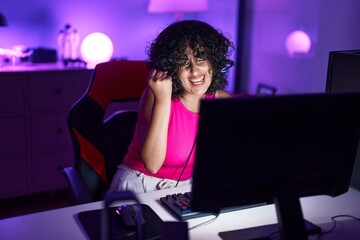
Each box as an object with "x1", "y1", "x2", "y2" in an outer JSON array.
[{"x1": 109, "y1": 164, "x2": 191, "y2": 194}]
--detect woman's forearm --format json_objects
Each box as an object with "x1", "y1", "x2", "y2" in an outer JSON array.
[{"x1": 140, "y1": 98, "x2": 171, "y2": 174}]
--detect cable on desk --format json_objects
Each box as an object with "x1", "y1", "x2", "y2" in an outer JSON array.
[
  {"x1": 188, "y1": 212, "x2": 220, "y2": 230},
  {"x1": 317, "y1": 214, "x2": 360, "y2": 240}
]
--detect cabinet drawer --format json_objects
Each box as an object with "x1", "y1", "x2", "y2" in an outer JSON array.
[
  {"x1": 0, "y1": 75, "x2": 25, "y2": 113},
  {"x1": 31, "y1": 151, "x2": 74, "y2": 191},
  {"x1": 28, "y1": 71, "x2": 88, "y2": 110},
  {"x1": 0, "y1": 156, "x2": 28, "y2": 197},
  {"x1": 30, "y1": 114, "x2": 72, "y2": 151},
  {"x1": 0, "y1": 117, "x2": 26, "y2": 154}
]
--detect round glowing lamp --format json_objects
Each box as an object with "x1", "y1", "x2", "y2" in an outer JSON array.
[
  {"x1": 285, "y1": 30, "x2": 311, "y2": 56},
  {"x1": 80, "y1": 32, "x2": 114, "y2": 69}
]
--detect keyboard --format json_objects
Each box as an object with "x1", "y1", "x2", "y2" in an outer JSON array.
[
  {"x1": 160, "y1": 192, "x2": 211, "y2": 220},
  {"x1": 160, "y1": 191, "x2": 264, "y2": 221}
]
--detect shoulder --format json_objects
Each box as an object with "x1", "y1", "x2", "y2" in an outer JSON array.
[{"x1": 215, "y1": 89, "x2": 232, "y2": 98}]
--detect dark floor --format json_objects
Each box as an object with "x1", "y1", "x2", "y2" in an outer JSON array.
[{"x1": 0, "y1": 189, "x2": 70, "y2": 220}]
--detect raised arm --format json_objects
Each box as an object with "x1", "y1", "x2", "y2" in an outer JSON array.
[{"x1": 137, "y1": 69, "x2": 172, "y2": 174}]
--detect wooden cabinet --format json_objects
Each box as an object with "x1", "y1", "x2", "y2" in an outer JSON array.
[{"x1": 0, "y1": 64, "x2": 92, "y2": 199}]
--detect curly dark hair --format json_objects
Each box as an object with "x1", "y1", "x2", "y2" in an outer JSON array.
[{"x1": 146, "y1": 20, "x2": 235, "y2": 99}]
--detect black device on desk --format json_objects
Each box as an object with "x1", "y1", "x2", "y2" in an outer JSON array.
[
  {"x1": 190, "y1": 92, "x2": 360, "y2": 240},
  {"x1": 116, "y1": 204, "x2": 146, "y2": 227}
]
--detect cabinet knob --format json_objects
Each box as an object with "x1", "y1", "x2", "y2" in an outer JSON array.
[
  {"x1": 55, "y1": 88, "x2": 62, "y2": 95},
  {"x1": 56, "y1": 127, "x2": 63, "y2": 134}
]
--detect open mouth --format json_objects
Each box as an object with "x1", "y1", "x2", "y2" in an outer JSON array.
[{"x1": 189, "y1": 76, "x2": 205, "y2": 86}]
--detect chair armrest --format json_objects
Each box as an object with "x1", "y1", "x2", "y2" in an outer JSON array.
[{"x1": 59, "y1": 166, "x2": 93, "y2": 205}]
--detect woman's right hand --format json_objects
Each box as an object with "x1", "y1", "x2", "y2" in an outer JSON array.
[{"x1": 147, "y1": 69, "x2": 173, "y2": 102}]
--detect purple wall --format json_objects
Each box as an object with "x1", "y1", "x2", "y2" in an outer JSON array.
[
  {"x1": 2, "y1": 0, "x2": 360, "y2": 94},
  {"x1": 247, "y1": 0, "x2": 360, "y2": 94},
  {"x1": 0, "y1": 0, "x2": 238, "y2": 92}
]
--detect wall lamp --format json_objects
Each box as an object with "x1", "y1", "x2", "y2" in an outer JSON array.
[{"x1": 285, "y1": 30, "x2": 311, "y2": 56}]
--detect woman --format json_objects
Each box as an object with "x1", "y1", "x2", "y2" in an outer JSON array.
[{"x1": 109, "y1": 20, "x2": 235, "y2": 193}]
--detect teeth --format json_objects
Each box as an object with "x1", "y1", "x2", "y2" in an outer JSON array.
[{"x1": 190, "y1": 76, "x2": 204, "y2": 84}]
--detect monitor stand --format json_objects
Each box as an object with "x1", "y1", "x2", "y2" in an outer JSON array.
[{"x1": 219, "y1": 187, "x2": 321, "y2": 240}]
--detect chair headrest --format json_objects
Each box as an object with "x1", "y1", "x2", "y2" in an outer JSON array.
[{"x1": 87, "y1": 60, "x2": 148, "y2": 109}]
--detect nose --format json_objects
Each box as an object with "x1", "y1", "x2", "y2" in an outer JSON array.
[{"x1": 189, "y1": 61, "x2": 200, "y2": 75}]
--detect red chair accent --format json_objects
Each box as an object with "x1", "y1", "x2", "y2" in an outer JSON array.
[{"x1": 60, "y1": 60, "x2": 148, "y2": 205}]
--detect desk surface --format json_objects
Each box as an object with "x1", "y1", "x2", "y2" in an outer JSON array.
[{"x1": 0, "y1": 185, "x2": 359, "y2": 240}]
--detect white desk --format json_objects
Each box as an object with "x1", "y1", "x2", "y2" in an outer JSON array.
[{"x1": 0, "y1": 185, "x2": 360, "y2": 240}]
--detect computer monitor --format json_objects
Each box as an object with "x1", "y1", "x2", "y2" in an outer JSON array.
[
  {"x1": 191, "y1": 92, "x2": 360, "y2": 240},
  {"x1": 326, "y1": 49, "x2": 360, "y2": 190},
  {"x1": 326, "y1": 50, "x2": 360, "y2": 93}
]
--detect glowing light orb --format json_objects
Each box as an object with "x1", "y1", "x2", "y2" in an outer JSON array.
[
  {"x1": 80, "y1": 32, "x2": 114, "y2": 69},
  {"x1": 285, "y1": 30, "x2": 311, "y2": 56}
]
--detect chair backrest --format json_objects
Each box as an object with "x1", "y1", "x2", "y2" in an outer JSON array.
[{"x1": 67, "y1": 60, "x2": 148, "y2": 201}]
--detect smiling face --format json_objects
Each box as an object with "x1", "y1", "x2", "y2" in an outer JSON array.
[{"x1": 177, "y1": 47, "x2": 213, "y2": 97}]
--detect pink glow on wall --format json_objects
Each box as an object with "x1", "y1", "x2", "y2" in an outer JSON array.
[
  {"x1": 148, "y1": 0, "x2": 208, "y2": 13},
  {"x1": 148, "y1": 0, "x2": 208, "y2": 20}
]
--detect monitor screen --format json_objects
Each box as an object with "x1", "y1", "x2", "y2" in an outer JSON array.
[
  {"x1": 326, "y1": 50, "x2": 360, "y2": 93},
  {"x1": 190, "y1": 92, "x2": 360, "y2": 239},
  {"x1": 326, "y1": 49, "x2": 360, "y2": 190}
]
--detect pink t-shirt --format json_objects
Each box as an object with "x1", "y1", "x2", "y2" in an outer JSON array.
[{"x1": 122, "y1": 93, "x2": 215, "y2": 180}]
